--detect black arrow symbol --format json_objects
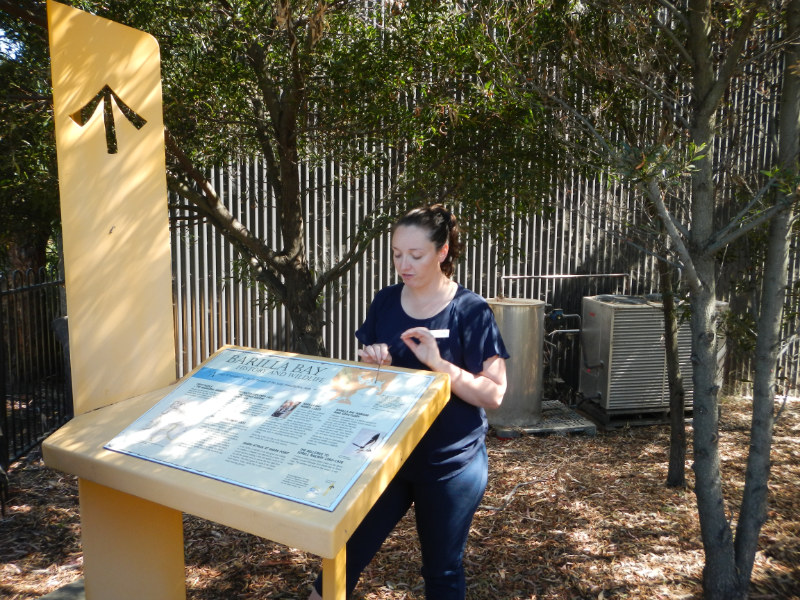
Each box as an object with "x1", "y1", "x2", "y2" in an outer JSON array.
[{"x1": 70, "y1": 84, "x2": 147, "y2": 154}]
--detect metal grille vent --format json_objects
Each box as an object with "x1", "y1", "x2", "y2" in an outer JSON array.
[{"x1": 579, "y1": 295, "x2": 694, "y2": 415}]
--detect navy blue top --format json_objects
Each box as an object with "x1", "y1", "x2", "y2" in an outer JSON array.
[{"x1": 356, "y1": 283, "x2": 509, "y2": 480}]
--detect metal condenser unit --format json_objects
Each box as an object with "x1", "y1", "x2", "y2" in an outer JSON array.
[{"x1": 578, "y1": 294, "x2": 695, "y2": 415}]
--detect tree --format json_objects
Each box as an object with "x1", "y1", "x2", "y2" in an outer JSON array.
[
  {"x1": 0, "y1": 1, "x2": 59, "y2": 272},
  {"x1": 64, "y1": 0, "x2": 558, "y2": 356},
  {"x1": 1, "y1": 0, "x2": 560, "y2": 355},
  {"x1": 474, "y1": 0, "x2": 698, "y2": 481},
  {"x1": 81, "y1": 0, "x2": 417, "y2": 356},
  {"x1": 736, "y1": 0, "x2": 799, "y2": 588},
  {"x1": 474, "y1": 0, "x2": 796, "y2": 597},
  {"x1": 652, "y1": 3, "x2": 796, "y2": 595}
]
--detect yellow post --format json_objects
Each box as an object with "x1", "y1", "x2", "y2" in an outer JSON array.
[
  {"x1": 79, "y1": 480, "x2": 186, "y2": 600},
  {"x1": 322, "y1": 546, "x2": 347, "y2": 600},
  {"x1": 47, "y1": 2, "x2": 184, "y2": 597}
]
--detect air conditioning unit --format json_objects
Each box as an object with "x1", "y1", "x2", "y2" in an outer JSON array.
[{"x1": 579, "y1": 294, "x2": 699, "y2": 416}]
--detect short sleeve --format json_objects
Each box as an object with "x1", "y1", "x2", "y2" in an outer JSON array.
[
  {"x1": 459, "y1": 300, "x2": 509, "y2": 374},
  {"x1": 355, "y1": 286, "x2": 392, "y2": 346},
  {"x1": 355, "y1": 299, "x2": 378, "y2": 346}
]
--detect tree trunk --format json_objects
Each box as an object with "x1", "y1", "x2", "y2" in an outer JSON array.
[
  {"x1": 688, "y1": 112, "x2": 738, "y2": 600},
  {"x1": 283, "y1": 267, "x2": 327, "y2": 357},
  {"x1": 3, "y1": 230, "x2": 50, "y2": 272},
  {"x1": 690, "y1": 265, "x2": 743, "y2": 599},
  {"x1": 659, "y1": 260, "x2": 687, "y2": 488},
  {"x1": 733, "y1": 0, "x2": 800, "y2": 586},
  {"x1": 732, "y1": 173, "x2": 793, "y2": 593},
  {"x1": 686, "y1": 1, "x2": 746, "y2": 595}
]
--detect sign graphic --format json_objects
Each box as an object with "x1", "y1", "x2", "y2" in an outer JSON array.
[{"x1": 70, "y1": 84, "x2": 147, "y2": 153}]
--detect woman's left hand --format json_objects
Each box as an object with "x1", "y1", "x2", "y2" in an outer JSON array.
[
  {"x1": 399, "y1": 327, "x2": 443, "y2": 370},
  {"x1": 401, "y1": 326, "x2": 507, "y2": 410}
]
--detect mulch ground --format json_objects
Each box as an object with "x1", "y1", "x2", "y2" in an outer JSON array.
[{"x1": 2, "y1": 395, "x2": 798, "y2": 600}]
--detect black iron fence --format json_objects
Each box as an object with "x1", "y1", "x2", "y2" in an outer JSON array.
[{"x1": 0, "y1": 269, "x2": 71, "y2": 473}]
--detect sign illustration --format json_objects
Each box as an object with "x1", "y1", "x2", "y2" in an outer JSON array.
[{"x1": 70, "y1": 84, "x2": 147, "y2": 153}]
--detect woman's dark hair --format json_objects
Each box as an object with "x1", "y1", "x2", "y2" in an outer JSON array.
[{"x1": 393, "y1": 204, "x2": 463, "y2": 277}]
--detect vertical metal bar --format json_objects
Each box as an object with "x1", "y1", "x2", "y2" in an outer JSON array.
[{"x1": 0, "y1": 274, "x2": 9, "y2": 471}]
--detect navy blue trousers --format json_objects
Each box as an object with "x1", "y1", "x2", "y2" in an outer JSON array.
[{"x1": 314, "y1": 444, "x2": 488, "y2": 599}]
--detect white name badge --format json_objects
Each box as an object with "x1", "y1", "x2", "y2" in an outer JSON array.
[{"x1": 429, "y1": 329, "x2": 450, "y2": 339}]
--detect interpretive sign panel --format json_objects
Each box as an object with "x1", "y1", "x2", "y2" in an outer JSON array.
[{"x1": 105, "y1": 347, "x2": 436, "y2": 511}]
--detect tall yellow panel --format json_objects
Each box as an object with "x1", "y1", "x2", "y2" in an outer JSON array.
[
  {"x1": 48, "y1": 0, "x2": 175, "y2": 414},
  {"x1": 47, "y1": 2, "x2": 184, "y2": 598}
]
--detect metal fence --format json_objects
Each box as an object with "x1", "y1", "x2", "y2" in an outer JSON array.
[
  {"x1": 168, "y1": 17, "x2": 800, "y2": 397},
  {"x1": 170, "y1": 165, "x2": 664, "y2": 379},
  {"x1": 0, "y1": 269, "x2": 71, "y2": 471},
  {"x1": 170, "y1": 156, "x2": 800, "y2": 397}
]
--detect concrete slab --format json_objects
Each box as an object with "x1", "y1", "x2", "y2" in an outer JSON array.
[
  {"x1": 576, "y1": 398, "x2": 690, "y2": 430},
  {"x1": 39, "y1": 579, "x2": 85, "y2": 600},
  {"x1": 493, "y1": 400, "x2": 596, "y2": 437}
]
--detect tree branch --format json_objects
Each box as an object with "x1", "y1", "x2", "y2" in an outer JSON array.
[
  {"x1": 312, "y1": 207, "x2": 395, "y2": 297},
  {"x1": 666, "y1": 204, "x2": 691, "y2": 238},
  {"x1": 705, "y1": 195, "x2": 794, "y2": 255},
  {"x1": 642, "y1": 178, "x2": 701, "y2": 291},
  {"x1": 167, "y1": 174, "x2": 288, "y2": 304},
  {"x1": 164, "y1": 128, "x2": 291, "y2": 273},
  {"x1": 0, "y1": 0, "x2": 47, "y2": 29},
  {"x1": 482, "y1": 22, "x2": 616, "y2": 160},
  {"x1": 249, "y1": 94, "x2": 283, "y2": 194},
  {"x1": 687, "y1": 0, "x2": 713, "y2": 97},
  {"x1": 705, "y1": 176, "x2": 776, "y2": 247},
  {"x1": 570, "y1": 194, "x2": 684, "y2": 270},
  {"x1": 654, "y1": 0, "x2": 689, "y2": 29},
  {"x1": 649, "y1": 11, "x2": 692, "y2": 67},
  {"x1": 616, "y1": 71, "x2": 692, "y2": 130},
  {"x1": 701, "y1": 4, "x2": 762, "y2": 118}
]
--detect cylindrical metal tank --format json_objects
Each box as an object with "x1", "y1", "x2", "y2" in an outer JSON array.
[{"x1": 486, "y1": 298, "x2": 545, "y2": 427}]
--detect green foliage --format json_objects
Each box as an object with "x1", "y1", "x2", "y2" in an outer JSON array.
[
  {"x1": 721, "y1": 307, "x2": 758, "y2": 357},
  {"x1": 0, "y1": 11, "x2": 59, "y2": 270},
  {"x1": 382, "y1": 2, "x2": 564, "y2": 242},
  {"x1": 67, "y1": 1, "x2": 560, "y2": 247},
  {"x1": 1, "y1": 1, "x2": 565, "y2": 267},
  {"x1": 614, "y1": 142, "x2": 706, "y2": 185}
]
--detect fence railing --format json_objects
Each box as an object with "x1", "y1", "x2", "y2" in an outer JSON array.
[
  {"x1": 169, "y1": 164, "x2": 664, "y2": 384},
  {"x1": 0, "y1": 269, "x2": 71, "y2": 472},
  {"x1": 167, "y1": 18, "x2": 799, "y2": 396},
  {"x1": 170, "y1": 160, "x2": 800, "y2": 397}
]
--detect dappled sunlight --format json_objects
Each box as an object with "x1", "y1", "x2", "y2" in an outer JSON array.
[
  {"x1": 6, "y1": 396, "x2": 799, "y2": 599},
  {"x1": 50, "y1": 1, "x2": 175, "y2": 413}
]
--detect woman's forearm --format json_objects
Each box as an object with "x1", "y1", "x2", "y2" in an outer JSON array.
[{"x1": 430, "y1": 355, "x2": 507, "y2": 410}]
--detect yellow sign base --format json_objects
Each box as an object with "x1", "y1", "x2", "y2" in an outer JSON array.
[{"x1": 43, "y1": 350, "x2": 449, "y2": 599}]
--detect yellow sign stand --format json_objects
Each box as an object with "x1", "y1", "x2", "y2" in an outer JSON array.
[
  {"x1": 43, "y1": 3, "x2": 450, "y2": 599},
  {"x1": 47, "y1": 1, "x2": 183, "y2": 598},
  {"x1": 44, "y1": 352, "x2": 449, "y2": 598}
]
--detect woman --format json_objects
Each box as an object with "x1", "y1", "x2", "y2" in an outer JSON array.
[{"x1": 309, "y1": 204, "x2": 509, "y2": 599}]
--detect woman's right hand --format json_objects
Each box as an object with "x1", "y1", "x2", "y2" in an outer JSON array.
[{"x1": 358, "y1": 343, "x2": 391, "y2": 366}]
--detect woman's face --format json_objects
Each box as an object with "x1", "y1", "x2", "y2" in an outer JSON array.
[{"x1": 392, "y1": 225, "x2": 446, "y2": 289}]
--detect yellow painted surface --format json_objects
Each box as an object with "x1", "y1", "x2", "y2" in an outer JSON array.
[
  {"x1": 47, "y1": 3, "x2": 183, "y2": 597},
  {"x1": 80, "y1": 480, "x2": 185, "y2": 600},
  {"x1": 48, "y1": 0, "x2": 175, "y2": 415},
  {"x1": 322, "y1": 546, "x2": 347, "y2": 600},
  {"x1": 43, "y1": 348, "x2": 451, "y2": 558}
]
